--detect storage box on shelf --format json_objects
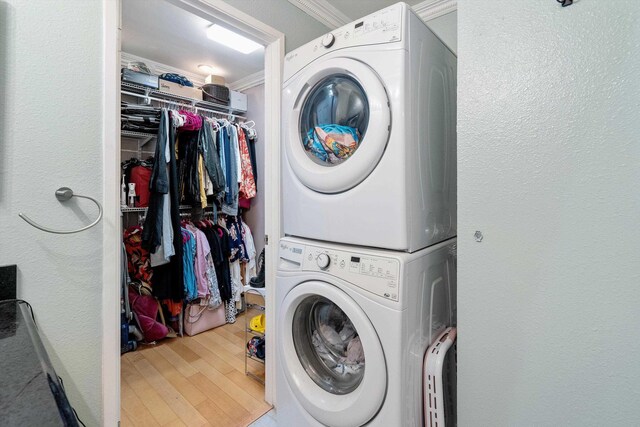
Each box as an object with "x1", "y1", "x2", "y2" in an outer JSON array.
[{"x1": 158, "y1": 78, "x2": 203, "y2": 100}]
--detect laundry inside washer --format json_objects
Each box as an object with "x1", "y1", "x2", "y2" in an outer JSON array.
[{"x1": 292, "y1": 295, "x2": 366, "y2": 394}]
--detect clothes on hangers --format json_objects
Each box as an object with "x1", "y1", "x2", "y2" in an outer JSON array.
[
  {"x1": 121, "y1": 102, "x2": 161, "y2": 133},
  {"x1": 123, "y1": 226, "x2": 153, "y2": 288},
  {"x1": 144, "y1": 109, "x2": 184, "y2": 301},
  {"x1": 241, "y1": 221, "x2": 257, "y2": 287},
  {"x1": 237, "y1": 125, "x2": 257, "y2": 200},
  {"x1": 181, "y1": 227, "x2": 198, "y2": 301},
  {"x1": 200, "y1": 120, "x2": 225, "y2": 199}
]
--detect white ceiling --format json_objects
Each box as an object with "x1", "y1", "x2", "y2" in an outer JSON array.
[
  {"x1": 121, "y1": 0, "x2": 456, "y2": 86},
  {"x1": 122, "y1": 0, "x2": 265, "y2": 84}
]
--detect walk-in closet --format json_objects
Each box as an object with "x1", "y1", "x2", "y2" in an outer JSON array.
[{"x1": 118, "y1": 1, "x2": 271, "y2": 425}]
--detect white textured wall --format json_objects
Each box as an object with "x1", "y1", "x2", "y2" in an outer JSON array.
[
  {"x1": 458, "y1": 1, "x2": 640, "y2": 426},
  {"x1": 0, "y1": 1, "x2": 104, "y2": 424},
  {"x1": 243, "y1": 84, "x2": 266, "y2": 257}
]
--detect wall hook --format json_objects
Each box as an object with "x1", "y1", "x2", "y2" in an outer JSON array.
[{"x1": 19, "y1": 187, "x2": 103, "y2": 234}]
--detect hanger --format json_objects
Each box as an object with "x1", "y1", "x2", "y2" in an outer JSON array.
[{"x1": 218, "y1": 118, "x2": 232, "y2": 129}]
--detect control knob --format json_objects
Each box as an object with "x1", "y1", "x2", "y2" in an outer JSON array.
[
  {"x1": 316, "y1": 253, "x2": 331, "y2": 269},
  {"x1": 321, "y1": 33, "x2": 335, "y2": 48}
]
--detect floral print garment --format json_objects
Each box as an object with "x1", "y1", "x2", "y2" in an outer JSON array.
[{"x1": 237, "y1": 126, "x2": 257, "y2": 199}]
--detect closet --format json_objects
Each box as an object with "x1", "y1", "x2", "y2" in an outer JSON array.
[{"x1": 118, "y1": 1, "x2": 270, "y2": 425}]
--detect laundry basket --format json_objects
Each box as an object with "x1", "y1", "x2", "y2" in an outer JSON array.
[
  {"x1": 202, "y1": 84, "x2": 230, "y2": 105},
  {"x1": 424, "y1": 327, "x2": 457, "y2": 427}
]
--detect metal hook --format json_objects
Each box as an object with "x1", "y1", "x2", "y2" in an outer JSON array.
[{"x1": 19, "y1": 187, "x2": 103, "y2": 234}]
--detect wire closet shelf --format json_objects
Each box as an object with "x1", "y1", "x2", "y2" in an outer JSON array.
[{"x1": 121, "y1": 81, "x2": 247, "y2": 120}]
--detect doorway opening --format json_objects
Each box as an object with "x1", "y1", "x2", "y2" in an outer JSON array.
[{"x1": 103, "y1": 1, "x2": 283, "y2": 425}]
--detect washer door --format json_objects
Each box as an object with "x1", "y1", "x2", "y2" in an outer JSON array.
[
  {"x1": 285, "y1": 57, "x2": 391, "y2": 194},
  {"x1": 280, "y1": 281, "x2": 386, "y2": 427}
]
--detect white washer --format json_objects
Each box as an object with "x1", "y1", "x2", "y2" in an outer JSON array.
[
  {"x1": 282, "y1": 2, "x2": 457, "y2": 252},
  {"x1": 275, "y1": 237, "x2": 457, "y2": 426}
]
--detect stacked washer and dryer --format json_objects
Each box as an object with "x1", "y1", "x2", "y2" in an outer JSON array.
[{"x1": 276, "y1": 3, "x2": 457, "y2": 426}]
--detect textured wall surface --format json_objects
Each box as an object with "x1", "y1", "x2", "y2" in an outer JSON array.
[
  {"x1": 0, "y1": 1, "x2": 103, "y2": 424},
  {"x1": 458, "y1": 1, "x2": 640, "y2": 425}
]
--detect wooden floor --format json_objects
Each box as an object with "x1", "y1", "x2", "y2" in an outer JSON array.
[{"x1": 121, "y1": 309, "x2": 271, "y2": 427}]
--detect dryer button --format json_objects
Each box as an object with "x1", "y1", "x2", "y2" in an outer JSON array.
[{"x1": 321, "y1": 33, "x2": 335, "y2": 48}]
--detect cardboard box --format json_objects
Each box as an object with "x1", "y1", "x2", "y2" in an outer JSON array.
[
  {"x1": 230, "y1": 90, "x2": 248, "y2": 112},
  {"x1": 158, "y1": 79, "x2": 203, "y2": 101}
]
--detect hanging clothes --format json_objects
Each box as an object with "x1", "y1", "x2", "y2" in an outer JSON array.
[
  {"x1": 237, "y1": 125, "x2": 257, "y2": 200},
  {"x1": 241, "y1": 221, "x2": 257, "y2": 286},
  {"x1": 177, "y1": 130, "x2": 202, "y2": 206},
  {"x1": 148, "y1": 110, "x2": 184, "y2": 301},
  {"x1": 181, "y1": 227, "x2": 197, "y2": 301},
  {"x1": 246, "y1": 131, "x2": 258, "y2": 186},
  {"x1": 225, "y1": 215, "x2": 248, "y2": 263},
  {"x1": 142, "y1": 109, "x2": 170, "y2": 251},
  {"x1": 123, "y1": 226, "x2": 153, "y2": 289},
  {"x1": 206, "y1": 224, "x2": 232, "y2": 303},
  {"x1": 220, "y1": 125, "x2": 239, "y2": 216},
  {"x1": 186, "y1": 224, "x2": 210, "y2": 299},
  {"x1": 200, "y1": 120, "x2": 225, "y2": 199}
]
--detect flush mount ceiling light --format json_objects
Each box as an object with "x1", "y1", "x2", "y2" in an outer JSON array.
[
  {"x1": 206, "y1": 24, "x2": 263, "y2": 54},
  {"x1": 198, "y1": 64, "x2": 222, "y2": 75}
]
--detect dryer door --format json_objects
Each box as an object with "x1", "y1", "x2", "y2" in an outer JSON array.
[
  {"x1": 285, "y1": 57, "x2": 391, "y2": 194},
  {"x1": 279, "y1": 281, "x2": 386, "y2": 427}
]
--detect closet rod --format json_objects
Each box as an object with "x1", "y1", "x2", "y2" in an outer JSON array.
[{"x1": 121, "y1": 90, "x2": 246, "y2": 121}]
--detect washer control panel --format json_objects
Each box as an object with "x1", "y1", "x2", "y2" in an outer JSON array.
[{"x1": 279, "y1": 240, "x2": 401, "y2": 301}]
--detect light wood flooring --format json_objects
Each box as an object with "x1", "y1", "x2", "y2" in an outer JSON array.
[{"x1": 121, "y1": 309, "x2": 271, "y2": 427}]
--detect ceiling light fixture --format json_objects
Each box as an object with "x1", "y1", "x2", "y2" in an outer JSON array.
[
  {"x1": 206, "y1": 24, "x2": 262, "y2": 54},
  {"x1": 198, "y1": 64, "x2": 220, "y2": 75}
]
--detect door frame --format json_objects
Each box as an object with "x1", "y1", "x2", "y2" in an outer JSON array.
[{"x1": 102, "y1": 1, "x2": 284, "y2": 424}]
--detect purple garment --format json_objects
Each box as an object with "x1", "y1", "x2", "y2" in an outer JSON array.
[
  {"x1": 178, "y1": 110, "x2": 202, "y2": 131},
  {"x1": 186, "y1": 224, "x2": 211, "y2": 299}
]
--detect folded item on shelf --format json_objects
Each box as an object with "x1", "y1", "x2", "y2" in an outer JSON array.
[
  {"x1": 125, "y1": 61, "x2": 152, "y2": 74},
  {"x1": 160, "y1": 73, "x2": 194, "y2": 87}
]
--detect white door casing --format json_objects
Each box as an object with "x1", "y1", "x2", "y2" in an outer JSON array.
[{"x1": 103, "y1": 1, "x2": 284, "y2": 424}]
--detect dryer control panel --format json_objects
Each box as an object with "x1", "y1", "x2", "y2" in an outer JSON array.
[
  {"x1": 283, "y1": 3, "x2": 405, "y2": 82},
  {"x1": 279, "y1": 240, "x2": 401, "y2": 301}
]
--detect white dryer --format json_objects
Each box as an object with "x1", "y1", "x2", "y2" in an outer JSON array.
[
  {"x1": 282, "y1": 2, "x2": 457, "y2": 252},
  {"x1": 275, "y1": 237, "x2": 457, "y2": 426}
]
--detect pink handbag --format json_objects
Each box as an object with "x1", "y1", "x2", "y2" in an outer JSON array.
[{"x1": 183, "y1": 299, "x2": 226, "y2": 336}]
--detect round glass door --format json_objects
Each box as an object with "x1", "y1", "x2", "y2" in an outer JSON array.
[
  {"x1": 284, "y1": 57, "x2": 391, "y2": 194},
  {"x1": 292, "y1": 295, "x2": 366, "y2": 395},
  {"x1": 299, "y1": 75, "x2": 369, "y2": 166},
  {"x1": 279, "y1": 281, "x2": 386, "y2": 427}
]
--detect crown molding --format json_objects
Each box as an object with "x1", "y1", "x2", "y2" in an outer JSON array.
[
  {"x1": 287, "y1": 0, "x2": 351, "y2": 29},
  {"x1": 229, "y1": 70, "x2": 265, "y2": 92},
  {"x1": 412, "y1": 0, "x2": 457, "y2": 21}
]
